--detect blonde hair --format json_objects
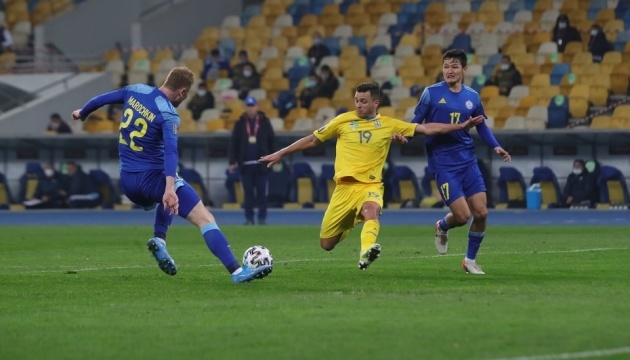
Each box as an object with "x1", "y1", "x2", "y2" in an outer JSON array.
[{"x1": 163, "y1": 66, "x2": 195, "y2": 90}]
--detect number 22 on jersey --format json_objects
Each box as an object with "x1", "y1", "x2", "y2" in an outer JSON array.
[{"x1": 119, "y1": 108, "x2": 148, "y2": 151}]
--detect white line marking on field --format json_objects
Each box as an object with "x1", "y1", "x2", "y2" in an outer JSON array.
[
  {"x1": 489, "y1": 346, "x2": 630, "y2": 360},
  {"x1": 4, "y1": 247, "x2": 628, "y2": 274}
]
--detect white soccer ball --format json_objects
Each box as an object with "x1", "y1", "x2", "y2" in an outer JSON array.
[{"x1": 242, "y1": 245, "x2": 273, "y2": 269}]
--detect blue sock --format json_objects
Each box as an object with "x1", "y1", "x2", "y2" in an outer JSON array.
[
  {"x1": 200, "y1": 223, "x2": 240, "y2": 273},
  {"x1": 467, "y1": 231, "x2": 485, "y2": 260},
  {"x1": 154, "y1": 203, "x2": 173, "y2": 240},
  {"x1": 439, "y1": 215, "x2": 450, "y2": 232}
]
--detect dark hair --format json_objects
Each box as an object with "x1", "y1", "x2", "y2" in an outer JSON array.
[
  {"x1": 50, "y1": 113, "x2": 61, "y2": 120},
  {"x1": 355, "y1": 82, "x2": 380, "y2": 100},
  {"x1": 210, "y1": 49, "x2": 220, "y2": 56},
  {"x1": 442, "y1": 49, "x2": 468, "y2": 68}
]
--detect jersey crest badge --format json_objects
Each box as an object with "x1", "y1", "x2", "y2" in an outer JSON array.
[
  {"x1": 374, "y1": 120, "x2": 381, "y2": 128},
  {"x1": 349, "y1": 121, "x2": 359, "y2": 130},
  {"x1": 439, "y1": 98, "x2": 446, "y2": 104},
  {"x1": 465, "y1": 100, "x2": 473, "y2": 109}
]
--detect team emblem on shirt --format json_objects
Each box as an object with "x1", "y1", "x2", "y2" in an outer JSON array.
[
  {"x1": 374, "y1": 120, "x2": 381, "y2": 128},
  {"x1": 349, "y1": 121, "x2": 359, "y2": 130},
  {"x1": 465, "y1": 100, "x2": 473, "y2": 109}
]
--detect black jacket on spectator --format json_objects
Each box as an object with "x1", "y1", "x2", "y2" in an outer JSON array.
[
  {"x1": 552, "y1": 15, "x2": 582, "y2": 52},
  {"x1": 228, "y1": 111, "x2": 275, "y2": 168},
  {"x1": 29, "y1": 175, "x2": 66, "y2": 209},
  {"x1": 563, "y1": 170, "x2": 596, "y2": 207},
  {"x1": 588, "y1": 29, "x2": 613, "y2": 63}
]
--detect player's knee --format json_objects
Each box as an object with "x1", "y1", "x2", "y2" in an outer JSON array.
[
  {"x1": 452, "y1": 211, "x2": 470, "y2": 226},
  {"x1": 472, "y1": 207, "x2": 488, "y2": 221},
  {"x1": 320, "y1": 238, "x2": 336, "y2": 251}
]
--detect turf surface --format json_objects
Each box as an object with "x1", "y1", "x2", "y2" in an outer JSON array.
[{"x1": 1, "y1": 225, "x2": 629, "y2": 360}]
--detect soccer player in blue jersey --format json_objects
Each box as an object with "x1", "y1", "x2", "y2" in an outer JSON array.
[
  {"x1": 71, "y1": 66, "x2": 271, "y2": 283},
  {"x1": 411, "y1": 49, "x2": 511, "y2": 275}
]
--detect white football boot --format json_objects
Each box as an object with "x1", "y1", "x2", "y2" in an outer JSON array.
[
  {"x1": 434, "y1": 220, "x2": 449, "y2": 255},
  {"x1": 462, "y1": 258, "x2": 485, "y2": 275}
]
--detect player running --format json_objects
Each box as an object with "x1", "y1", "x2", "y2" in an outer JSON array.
[
  {"x1": 411, "y1": 49, "x2": 511, "y2": 274},
  {"x1": 260, "y1": 82, "x2": 483, "y2": 270},
  {"x1": 71, "y1": 67, "x2": 270, "y2": 283}
]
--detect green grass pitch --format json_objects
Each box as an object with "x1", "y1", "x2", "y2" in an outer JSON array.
[{"x1": 1, "y1": 225, "x2": 629, "y2": 360}]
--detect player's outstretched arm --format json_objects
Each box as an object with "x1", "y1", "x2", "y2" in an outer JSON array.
[
  {"x1": 259, "y1": 134, "x2": 321, "y2": 168},
  {"x1": 71, "y1": 89, "x2": 125, "y2": 121},
  {"x1": 415, "y1": 115, "x2": 485, "y2": 135}
]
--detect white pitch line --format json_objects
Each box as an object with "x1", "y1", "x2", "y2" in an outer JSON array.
[
  {"x1": 489, "y1": 346, "x2": 630, "y2": 360},
  {"x1": 3, "y1": 247, "x2": 628, "y2": 275}
]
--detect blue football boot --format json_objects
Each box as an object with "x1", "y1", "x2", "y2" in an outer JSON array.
[
  {"x1": 147, "y1": 237, "x2": 177, "y2": 275},
  {"x1": 231, "y1": 264, "x2": 272, "y2": 283}
]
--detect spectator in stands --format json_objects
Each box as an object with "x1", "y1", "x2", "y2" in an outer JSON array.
[
  {"x1": 186, "y1": 82, "x2": 215, "y2": 121},
  {"x1": 552, "y1": 14, "x2": 581, "y2": 53},
  {"x1": 379, "y1": 86, "x2": 392, "y2": 107},
  {"x1": 588, "y1": 24, "x2": 613, "y2": 63},
  {"x1": 0, "y1": 23, "x2": 13, "y2": 53},
  {"x1": 23, "y1": 163, "x2": 67, "y2": 209},
  {"x1": 62, "y1": 161, "x2": 101, "y2": 209},
  {"x1": 316, "y1": 65, "x2": 338, "y2": 99},
  {"x1": 46, "y1": 113, "x2": 72, "y2": 134},
  {"x1": 562, "y1": 159, "x2": 596, "y2": 208},
  {"x1": 299, "y1": 73, "x2": 322, "y2": 109},
  {"x1": 233, "y1": 50, "x2": 256, "y2": 77},
  {"x1": 307, "y1": 32, "x2": 330, "y2": 67},
  {"x1": 487, "y1": 55, "x2": 522, "y2": 96},
  {"x1": 228, "y1": 96, "x2": 276, "y2": 225},
  {"x1": 201, "y1": 48, "x2": 231, "y2": 81},
  {"x1": 232, "y1": 63, "x2": 260, "y2": 100}
]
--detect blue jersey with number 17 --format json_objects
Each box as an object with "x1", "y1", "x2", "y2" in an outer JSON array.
[{"x1": 412, "y1": 81, "x2": 486, "y2": 173}]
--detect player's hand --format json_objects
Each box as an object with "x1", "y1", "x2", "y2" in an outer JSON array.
[
  {"x1": 390, "y1": 133, "x2": 408, "y2": 144},
  {"x1": 461, "y1": 115, "x2": 486, "y2": 129},
  {"x1": 494, "y1": 146, "x2": 511, "y2": 162},
  {"x1": 259, "y1": 152, "x2": 282, "y2": 168},
  {"x1": 162, "y1": 188, "x2": 179, "y2": 216},
  {"x1": 71, "y1": 109, "x2": 84, "y2": 121}
]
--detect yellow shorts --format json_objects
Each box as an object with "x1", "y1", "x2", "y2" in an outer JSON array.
[{"x1": 319, "y1": 182, "x2": 384, "y2": 239}]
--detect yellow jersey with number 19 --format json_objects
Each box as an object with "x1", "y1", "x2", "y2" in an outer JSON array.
[{"x1": 313, "y1": 111, "x2": 416, "y2": 184}]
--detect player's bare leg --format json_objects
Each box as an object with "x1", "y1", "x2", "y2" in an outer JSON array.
[
  {"x1": 435, "y1": 196, "x2": 469, "y2": 254},
  {"x1": 357, "y1": 201, "x2": 381, "y2": 270},
  {"x1": 461, "y1": 192, "x2": 488, "y2": 274}
]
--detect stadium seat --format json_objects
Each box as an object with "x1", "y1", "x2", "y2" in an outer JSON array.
[
  {"x1": 89, "y1": 169, "x2": 117, "y2": 209},
  {"x1": 223, "y1": 168, "x2": 244, "y2": 209},
  {"x1": 497, "y1": 166, "x2": 526, "y2": 208},
  {"x1": 288, "y1": 162, "x2": 318, "y2": 208},
  {"x1": 549, "y1": 63, "x2": 571, "y2": 85},
  {"x1": 418, "y1": 166, "x2": 441, "y2": 208},
  {"x1": 0, "y1": 172, "x2": 13, "y2": 209},
  {"x1": 547, "y1": 95, "x2": 570, "y2": 128},
  {"x1": 18, "y1": 162, "x2": 44, "y2": 203},
  {"x1": 317, "y1": 164, "x2": 335, "y2": 202},
  {"x1": 530, "y1": 167, "x2": 562, "y2": 208},
  {"x1": 389, "y1": 165, "x2": 421, "y2": 208},
  {"x1": 596, "y1": 166, "x2": 630, "y2": 206}
]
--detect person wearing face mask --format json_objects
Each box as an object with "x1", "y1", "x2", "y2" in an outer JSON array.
[
  {"x1": 307, "y1": 31, "x2": 330, "y2": 67},
  {"x1": 232, "y1": 63, "x2": 260, "y2": 100},
  {"x1": 315, "y1": 65, "x2": 339, "y2": 99},
  {"x1": 23, "y1": 163, "x2": 67, "y2": 209},
  {"x1": 299, "y1": 73, "x2": 322, "y2": 108},
  {"x1": 562, "y1": 159, "x2": 596, "y2": 208},
  {"x1": 487, "y1": 55, "x2": 522, "y2": 96},
  {"x1": 552, "y1": 14, "x2": 581, "y2": 53},
  {"x1": 46, "y1": 113, "x2": 72, "y2": 134},
  {"x1": 233, "y1": 50, "x2": 256, "y2": 77},
  {"x1": 187, "y1": 82, "x2": 215, "y2": 121},
  {"x1": 587, "y1": 24, "x2": 613, "y2": 63}
]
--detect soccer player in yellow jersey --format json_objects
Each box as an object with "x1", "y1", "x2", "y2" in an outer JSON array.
[{"x1": 260, "y1": 82, "x2": 483, "y2": 270}]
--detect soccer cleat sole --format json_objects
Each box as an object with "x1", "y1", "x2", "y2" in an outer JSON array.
[
  {"x1": 435, "y1": 221, "x2": 448, "y2": 255},
  {"x1": 358, "y1": 244, "x2": 381, "y2": 271},
  {"x1": 147, "y1": 239, "x2": 177, "y2": 276}
]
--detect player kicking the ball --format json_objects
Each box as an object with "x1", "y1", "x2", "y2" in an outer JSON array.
[
  {"x1": 411, "y1": 49, "x2": 511, "y2": 274},
  {"x1": 72, "y1": 67, "x2": 270, "y2": 283},
  {"x1": 260, "y1": 82, "x2": 483, "y2": 270}
]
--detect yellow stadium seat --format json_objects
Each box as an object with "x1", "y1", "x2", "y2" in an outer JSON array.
[
  {"x1": 568, "y1": 84, "x2": 590, "y2": 118},
  {"x1": 562, "y1": 41, "x2": 584, "y2": 63},
  {"x1": 480, "y1": 86, "x2": 500, "y2": 104},
  {"x1": 604, "y1": 19, "x2": 624, "y2": 42},
  {"x1": 590, "y1": 115, "x2": 611, "y2": 129},
  {"x1": 515, "y1": 95, "x2": 538, "y2": 116},
  {"x1": 589, "y1": 85, "x2": 609, "y2": 107},
  {"x1": 609, "y1": 63, "x2": 630, "y2": 95}
]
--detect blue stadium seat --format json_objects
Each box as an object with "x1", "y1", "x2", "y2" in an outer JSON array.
[
  {"x1": 449, "y1": 33, "x2": 473, "y2": 53},
  {"x1": 290, "y1": 162, "x2": 318, "y2": 207},
  {"x1": 310, "y1": 0, "x2": 334, "y2": 15},
  {"x1": 224, "y1": 168, "x2": 243, "y2": 205},
  {"x1": 218, "y1": 38, "x2": 236, "y2": 60},
  {"x1": 530, "y1": 167, "x2": 562, "y2": 207},
  {"x1": 268, "y1": 161, "x2": 291, "y2": 208},
  {"x1": 287, "y1": 57, "x2": 312, "y2": 89},
  {"x1": 420, "y1": 166, "x2": 434, "y2": 197},
  {"x1": 273, "y1": 89, "x2": 298, "y2": 118},
  {"x1": 504, "y1": 1, "x2": 525, "y2": 21},
  {"x1": 18, "y1": 162, "x2": 44, "y2": 202},
  {"x1": 616, "y1": 2, "x2": 630, "y2": 20},
  {"x1": 89, "y1": 169, "x2": 117, "y2": 209},
  {"x1": 348, "y1": 35, "x2": 367, "y2": 55},
  {"x1": 597, "y1": 166, "x2": 630, "y2": 205},
  {"x1": 470, "y1": 0, "x2": 484, "y2": 12},
  {"x1": 389, "y1": 165, "x2": 422, "y2": 207},
  {"x1": 587, "y1": 0, "x2": 608, "y2": 20},
  {"x1": 367, "y1": 45, "x2": 388, "y2": 68},
  {"x1": 287, "y1": 4, "x2": 308, "y2": 24},
  {"x1": 614, "y1": 30, "x2": 630, "y2": 52},
  {"x1": 524, "y1": 0, "x2": 537, "y2": 10},
  {"x1": 497, "y1": 166, "x2": 526, "y2": 208},
  {"x1": 317, "y1": 164, "x2": 335, "y2": 202},
  {"x1": 0, "y1": 172, "x2": 13, "y2": 209},
  {"x1": 547, "y1": 95, "x2": 569, "y2": 128},
  {"x1": 322, "y1": 36, "x2": 341, "y2": 56},
  {"x1": 387, "y1": 24, "x2": 404, "y2": 49},
  {"x1": 179, "y1": 167, "x2": 211, "y2": 206},
  {"x1": 550, "y1": 63, "x2": 571, "y2": 85}
]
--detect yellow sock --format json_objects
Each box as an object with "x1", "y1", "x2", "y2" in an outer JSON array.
[{"x1": 360, "y1": 220, "x2": 380, "y2": 252}]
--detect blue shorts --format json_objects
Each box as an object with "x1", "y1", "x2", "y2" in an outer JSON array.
[
  {"x1": 120, "y1": 169, "x2": 199, "y2": 217},
  {"x1": 435, "y1": 164, "x2": 486, "y2": 206}
]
